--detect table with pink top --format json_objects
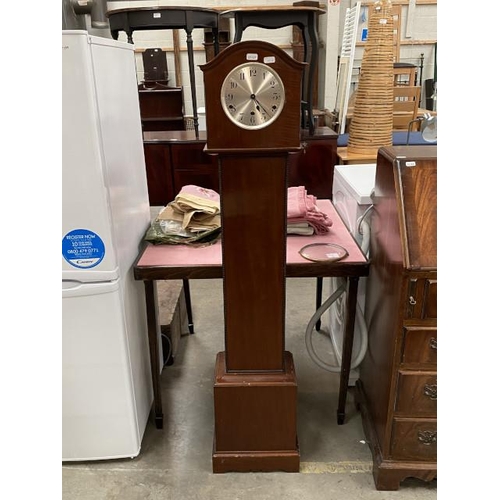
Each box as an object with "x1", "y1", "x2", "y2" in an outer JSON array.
[{"x1": 134, "y1": 199, "x2": 369, "y2": 428}]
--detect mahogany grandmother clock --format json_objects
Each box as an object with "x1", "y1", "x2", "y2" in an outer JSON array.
[{"x1": 201, "y1": 41, "x2": 305, "y2": 473}]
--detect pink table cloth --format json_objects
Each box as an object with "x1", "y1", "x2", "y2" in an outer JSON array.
[{"x1": 135, "y1": 200, "x2": 368, "y2": 278}]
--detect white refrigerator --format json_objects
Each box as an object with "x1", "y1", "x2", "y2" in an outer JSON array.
[{"x1": 62, "y1": 30, "x2": 153, "y2": 461}]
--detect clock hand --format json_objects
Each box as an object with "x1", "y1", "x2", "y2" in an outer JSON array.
[{"x1": 251, "y1": 94, "x2": 272, "y2": 117}]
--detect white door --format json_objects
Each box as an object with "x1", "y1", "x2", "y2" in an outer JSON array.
[
  {"x1": 62, "y1": 279, "x2": 141, "y2": 461},
  {"x1": 62, "y1": 31, "x2": 118, "y2": 282}
]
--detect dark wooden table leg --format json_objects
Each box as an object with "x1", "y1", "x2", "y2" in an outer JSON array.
[
  {"x1": 144, "y1": 280, "x2": 163, "y2": 429},
  {"x1": 315, "y1": 277, "x2": 323, "y2": 331},
  {"x1": 299, "y1": 25, "x2": 311, "y2": 133},
  {"x1": 337, "y1": 276, "x2": 359, "y2": 424},
  {"x1": 185, "y1": 12, "x2": 199, "y2": 138},
  {"x1": 306, "y1": 13, "x2": 319, "y2": 135},
  {"x1": 212, "y1": 27, "x2": 220, "y2": 56},
  {"x1": 182, "y1": 278, "x2": 195, "y2": 334},
  {"x1": 233, "y1": 16, "x2": 243, "y2": 42}
]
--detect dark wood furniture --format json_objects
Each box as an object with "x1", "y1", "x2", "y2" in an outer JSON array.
[
  {"x1": 291, "y1": 1, "x2": 321, "y2": 109},
  {"x1": 355, "y1": 146, "x2": 437, "y2": 490},
  {"x1": 203, "y1": 17, "x2": 231, "y2": 62},
  {"x1": 106, "y1": 6, "x2": 220, "y2": 137},
  {"x1": 141, "y1": 48, "x2": 169, "y2": 83},
  {"x1": 134, "y1": 199, "x2": 369, "y2": 431},
  {"x1": 289, "y1": 126, "x2": 338, "y2": 199},
  {"x1": 142, "y1": 130, "x2": 216, "y2": 206},
  {"x1": 201, "y1": 40, "x2": 304, "y2": 473},
  {"x1": 138, "y1": 83, "x2": 184, "y2": 132},
  {"x1": 220, "y1": 6, "x2": 326, "y2": 136},
  {"x1": 142, "y1": 127, "x2": 337, "y2": 206}
]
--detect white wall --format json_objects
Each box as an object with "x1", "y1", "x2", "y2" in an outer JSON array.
[
  {"x1": 105, "y1": 1, "x2": 437, "y2": 116},
  {"x1": 350, "y1": 2, "x2": 437, "y2": 103}
]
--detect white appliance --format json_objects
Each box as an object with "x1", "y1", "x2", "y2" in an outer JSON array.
[
  {"x1": 62, "y1": 30, "x2": 153, "y2": 461},
  {"x1": 328, "y1": 164, "x2": 376, "y2": 385}
]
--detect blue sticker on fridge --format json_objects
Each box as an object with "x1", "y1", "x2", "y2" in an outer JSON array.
[{"x1": 62, "y1": 229, "x2": 105, "y2": 269}]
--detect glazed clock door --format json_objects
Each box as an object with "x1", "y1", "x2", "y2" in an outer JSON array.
[{"x1": 220, "y1": 62, "x2": 285, "y2": 129}]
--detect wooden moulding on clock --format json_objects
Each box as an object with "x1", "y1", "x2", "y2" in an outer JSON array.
[
  {"x1": 200, "y1": 40, "x2": 306, "y2": 153},
  {"x1": 212, "y1": 351, "x2": 300, "y2": 473}
]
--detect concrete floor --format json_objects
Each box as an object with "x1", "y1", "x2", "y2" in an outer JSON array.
[{"x1": 62, "y1": 278, "x2": 437, "y2": 499}]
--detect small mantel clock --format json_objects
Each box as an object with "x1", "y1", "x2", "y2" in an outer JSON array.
[{"x1": 200, "y1": 41, "x2": 305, "y2": 473}]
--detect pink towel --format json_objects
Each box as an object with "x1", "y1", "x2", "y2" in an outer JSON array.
[{"x1": 287, "y1": 186, "x2": 333, "y2": 235}]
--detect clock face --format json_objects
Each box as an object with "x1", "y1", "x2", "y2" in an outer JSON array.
[{"x1": 220, "y1": 62, "x2": 285, "y2": 130}]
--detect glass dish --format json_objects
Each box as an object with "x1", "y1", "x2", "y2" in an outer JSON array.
[{"x1": 298, "y1": 243, "x2": 349, "y2": 262}]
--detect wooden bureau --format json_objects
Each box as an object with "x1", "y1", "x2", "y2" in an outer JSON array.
[{"x1": 355, "y1": 146, "x2": 437, "y2": 490}]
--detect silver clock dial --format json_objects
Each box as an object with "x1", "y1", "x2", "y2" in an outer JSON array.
[{"x1": 220, "y1": 62, "x2": 285, "y2": 130}]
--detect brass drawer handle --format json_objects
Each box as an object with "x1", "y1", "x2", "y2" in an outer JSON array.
[
  {"x1": 423, "y1": 384, "x2": 437, "y2": 400},
  {"x1": 418, "y1": 431, "x2": 437, "y2": 446},
  {"x1": 417, "y1": 430, "x2": 437, "y2": 446},
  {"x1": 429, "y1": 337, "x2": 437, "y2": 350},
  {"x1": 409, "y1": 296, "x2": 417, "y2": 306}
]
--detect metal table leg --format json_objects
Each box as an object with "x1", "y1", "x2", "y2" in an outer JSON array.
[{"x1": 144, "y1": 280, "x2": 163, "y2": 429}]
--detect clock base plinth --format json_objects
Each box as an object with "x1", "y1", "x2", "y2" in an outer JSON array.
[
  {"x1": 212, "y1": 447, "x2": 300, "y2": 474},
  {"x1": 212, "y1": 351, "x2": 299, "y2": 473}
]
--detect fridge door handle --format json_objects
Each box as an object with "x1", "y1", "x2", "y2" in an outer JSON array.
[{"x1": 62, "y1": 279, "x2": 120, "y2": 297}]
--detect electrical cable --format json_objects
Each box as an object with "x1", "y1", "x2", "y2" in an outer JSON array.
[
  {"x1": 305, "y1": 281, "x2": 368, "y2": 372},
  {"x1": 161, "y1": 333, "x2": 173, "y2": 367},
  {"x1": 304, "y1": 215, "x2": 371, "y2": 373}
]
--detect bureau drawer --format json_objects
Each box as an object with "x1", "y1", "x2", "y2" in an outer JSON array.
[
  {"x1": 401, "y1": 327, "x2": 437, "y2": 366},
  {"x1": 390, "y1": 418, "x2": 437, "y2": 461},
  {"x1": 395, "y1": 371, "x2": 437, "y2": 416},
  {"x1": 405, "y1": 277, "x2": 437, "y2": 320}
]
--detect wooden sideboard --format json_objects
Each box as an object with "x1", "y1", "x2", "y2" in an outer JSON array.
[
  {"x1": 143, "y1": 127, "x2": 338, "y2": 205},
  {"x1": 355, "y1": 146, "x2": 437, "y2": 490}
]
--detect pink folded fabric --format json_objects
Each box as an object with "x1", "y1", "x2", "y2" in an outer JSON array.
[{"x1": 287, "y1": 186, "x2": 333, "y2": 235}]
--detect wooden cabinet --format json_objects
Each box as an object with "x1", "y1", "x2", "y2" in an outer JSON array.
[
  {"x1": 169, "y1": 141, "x2": 220, "y2": 195},
  {"x1": 356, "y1": 146, "x2": 437, "y2": 491},
  {"x1": 143, "y1": 127, "x2": 337, "y2": 206},
  {"x1": 143, "y1": 131, "x2": 217, "y2": 206},
  {"x1": 138, "y1": 84, "x2": 185, "y2": 132},
  {"x1": 288, "y1": 126, "x2": 338, "y2": 200},
  {"x1": 143, "y1": 143, "x2": 175, "y2": 205}
]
